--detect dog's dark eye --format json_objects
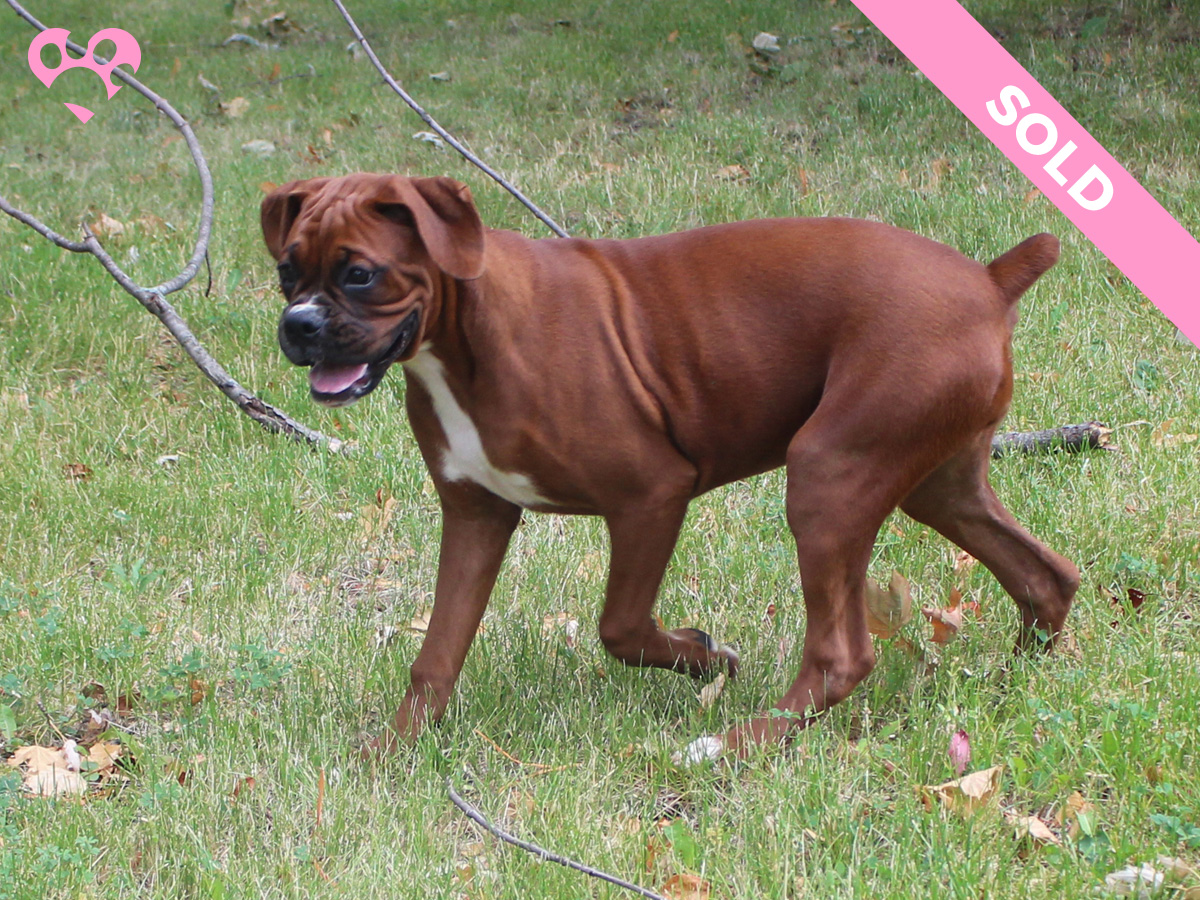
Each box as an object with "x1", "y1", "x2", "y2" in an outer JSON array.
[
  {"x1": 277, "y1": 262, "x2": 298, "y2": 291},
  {"x1": 344, "y1": 265, "x2": 374, "y2": 288}
]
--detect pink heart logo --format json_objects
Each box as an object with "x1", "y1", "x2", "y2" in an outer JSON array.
[{"x1": 27, "y1": 27, "x2": 142, "y2": 123}]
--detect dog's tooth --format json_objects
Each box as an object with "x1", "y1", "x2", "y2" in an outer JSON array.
[{"x1": 672, "y1": 734, "x2": 725, "y2": 767}]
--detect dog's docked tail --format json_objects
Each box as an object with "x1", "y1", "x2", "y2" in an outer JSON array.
[{"x1": 987, "y1": 233, "x2": 1060, "y2": 303}]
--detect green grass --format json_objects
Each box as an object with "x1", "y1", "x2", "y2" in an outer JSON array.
[{"x1": 1, "y1": 0, "x2": 1198, "y2": 897}]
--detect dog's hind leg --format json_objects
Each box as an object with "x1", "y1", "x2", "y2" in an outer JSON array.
[
  {"x1": 717, "y1": 397, "x2": 956, "y2": 757},
  {"x1": 599, "y1": 491, "x2": 740, "y2": 678},
  {"x1": 899, "y1": 433, "x2": 1079, "y2": 649}
]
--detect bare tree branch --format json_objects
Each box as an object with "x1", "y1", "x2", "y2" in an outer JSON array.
[
  {"x1": 331, "y1": 0, "x2": 570, "y2": 238},
  {"x1": 2, "y1": 0, "x2": 335, "y2": 448},
  {"x1": 447, "y1": 778, "x2": 668, "y2": 900}
]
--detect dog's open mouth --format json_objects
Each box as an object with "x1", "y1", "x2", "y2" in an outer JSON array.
[{"x1": 308, "y1": 309, "x2": 421, "y2": 407}]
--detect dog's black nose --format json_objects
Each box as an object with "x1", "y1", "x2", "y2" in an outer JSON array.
[{"x1": 280, "y1": 302, "x2": 328, "y2": 346}]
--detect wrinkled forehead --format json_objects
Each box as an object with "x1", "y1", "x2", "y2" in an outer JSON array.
[{"x1": 290, "y1": 188, "x2": 378, "y2": 257}]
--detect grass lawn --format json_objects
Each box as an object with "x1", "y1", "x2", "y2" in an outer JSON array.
[{"x1": 1, "y1": 0, "x2": 1198, "y2": 897}]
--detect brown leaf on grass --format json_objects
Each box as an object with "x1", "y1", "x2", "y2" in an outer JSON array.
[
  {"x1": 90, "y1": 213, "x2": 126, "y2": 239},
  {"x1": 86, "y1": 740, "x2": 131, "y2": 788},
  {"x1": 219, "y1": 97, "x2": 250, "y2": 118},
  {"x1": 62, "y1": 463, "x2": 93, "y2": 481},
  {"x1": 1110, "y1": 587, "x2": 1149, "y2": 627},
  {"x1": 921, "y1": 764, "x2": 1003, "y2": 817},
  {"x1": 796, "y1": 167, "x2": 811, "y2": 197},
  {"x1": 922, "y1": 588, "x2": 964, "y2": 643},
  {"x1": 662, "y1": 873, "x2": 711, "y2": 900},
  {"x1": 1006, "y1": 811, "x2": 1062, "y2": 848},
  {"x1": 698, "y1": 672, "x2": 727, "y2": 710},
  {"x1": 189, "y1": 677, "x2": 209, "y2": 706},
  {"x1": 1056, "y1": 790, "x2": 1096, "y2": 840},
  {"x1": 865, "y1": 571, "x2": 912, "y2": 638},
  {"x1": 953, "y1": 550, "x2": 977, "y2": 574},
  {"x1": 929, "y1": 157, "x2": 953, "y2": 187},
  {"x1": 134, "y1": 213, "x2": 169, "y2": 234},
  {"x1": 1148, "y1": 419, "x2": 1199, "y2": 450},
  {"x1": 360, "y1": 492, "x2": 397, "y2": 545},
  {"x1": 409, "y1": 609, "x2": 433, "y2": 633},
  {"x1": 1024, "y1": 187, "x2": 1043, "y2": 204},
  {"x1": 231, "y1": 776, "x2": 256, "y2": 800},
  {"x1": 714, "y1": 164, "x2": 750, "y2": 183},
  {"x1": 7, "y1": 745, "x2": 87, "y2": 797}
]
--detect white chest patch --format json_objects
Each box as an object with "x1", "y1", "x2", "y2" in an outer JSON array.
[{"x1": 402, "y1": 348, "x2": 550, "y2": 508}]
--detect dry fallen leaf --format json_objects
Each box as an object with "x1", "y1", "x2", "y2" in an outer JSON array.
[
  {"x1": 929, "y1": 157, "x2": 953, "y2": 187},
  {"x1": 231, "y1": 776, "x2": 256, "y2": 800},
  {"x1": 922, "y1": 764, "x2": 1003, "y2": 817},
  {"x1": 865, "y1": 571, "x2": 912, "y2": 638},
  {"x1": 62, "y1": 462, "x2": 93, "y2": 481},
  {"x1": 360, "y1": 494, "x2": 397, "y2": 545},
  {"x1": 698, "y1": 672, "x2": 727, "y2": 710},
  {"x1": 922, "y1": 588, "x2": 964, "y2": 643},
  {"x1": 7, "y1": 745, "x2": 88, "y2": 797},
  {"x1": 409, "y1": 609, "x2": 433, "y2": 633},
  {"x1": 1056, "y1": 790, "x2": 1096, "y2": 840},
  {"x1": 662, "y1": 873, "x2": 711, "y2": 900},
  {"x1": 1007, "y1": 811, "x2": 1062, "y2": 847},
  {"x1": 87, "y1": 740, "x2": 123, "y2": 773},
  {"x1": 953, "y1": 550, "x2": 977, "y2": 573},
  {"x1": 1103, "y1": 863, "x2": 1165, "y2": 896},
  {"x1": 219, "y1": 97, "x2": 250, "y2": 118},
  {"x1": 714, "y1": 163, "x2": 750, "y2": 183},
  {"x1": 90, "y1": 213, "x2": 126, "y2": 239},
  {"x1": 189, "y1": 677, "x2": 209, "y2": 706}
]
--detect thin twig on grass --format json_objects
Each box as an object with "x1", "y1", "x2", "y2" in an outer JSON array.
[
  {"x1": 447, "y1": 778, "x2": 668, "y2": 900},
  {"x1": 1, "y1": 0, "x2": 334, "y2": 448},
  {"x1": 331, "y1": 0, "x2": 569, "y2": 238},
  {"x1": 473, "y1": 728, "x2": 579, "y2": 773}
]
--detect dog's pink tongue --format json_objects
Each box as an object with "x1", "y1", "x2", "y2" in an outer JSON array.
[{"x1": 310, "y1": 363, "x2": 368, "y2": 394}]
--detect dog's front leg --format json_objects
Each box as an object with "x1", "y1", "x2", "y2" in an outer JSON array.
[
  {"x1": 599, "y1": 498, "x2": 739, "y2": 678},
  {"x1": 376, "y1": 490, "x2": 522, "y2": 753}
]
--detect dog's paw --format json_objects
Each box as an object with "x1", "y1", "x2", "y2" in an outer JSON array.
[
  {"x1": 673, "y1": 628, "x2": 741, "y2": 679},
  {"x1": 671, "y1": 734, "x2": 726, "y2": 767}
]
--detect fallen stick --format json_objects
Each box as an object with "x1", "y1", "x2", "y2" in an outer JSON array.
[
  {"x1": 991, "y1": 421, "x2": 1113, "y2": 458},
  {"x1": 447, "y1": 778, "x2": 668, "y2": 900},
  {"x1": 2, "y1": 0, "x2": 334, "y2": 449}
]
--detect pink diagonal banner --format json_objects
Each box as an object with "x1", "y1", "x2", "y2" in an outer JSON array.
[{"x1": 851, "y1": 0, "x2": 1200, "y2": 346}]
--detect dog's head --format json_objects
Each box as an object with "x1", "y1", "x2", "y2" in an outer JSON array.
[{"x1": 261, "y1": 173, "x2": 485, "y2": 407}]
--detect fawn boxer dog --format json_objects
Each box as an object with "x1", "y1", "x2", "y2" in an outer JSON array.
[{"x1": 261, "y1": 173, "x2": 1079, "y2": 760}]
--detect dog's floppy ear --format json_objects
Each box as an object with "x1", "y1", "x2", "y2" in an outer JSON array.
[
  {"x1": 261, "y1": 179, "x2": 329, "y2": 260},
  {"x1": 376, "y1": 176, "x2": 485, "y2": 280}
]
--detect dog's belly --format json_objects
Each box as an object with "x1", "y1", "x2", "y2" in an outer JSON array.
[{"x1": 403, "y1": 348, "x2": 552, "y2": 508}]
